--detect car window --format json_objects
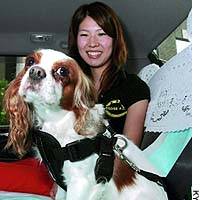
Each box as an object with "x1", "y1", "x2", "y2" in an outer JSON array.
[
  {"x1": 155, "y1": 18, "x2": 190, "y2": 62},
  {"x1": 0, "y1": 56, "x2": 25, "y2": 125}
]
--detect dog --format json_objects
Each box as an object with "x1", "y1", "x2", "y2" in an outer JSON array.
[{"x1": 4, "y1": 49, "x2": 168, "y2": 200}]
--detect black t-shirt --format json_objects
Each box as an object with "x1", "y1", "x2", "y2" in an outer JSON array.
[{"x1": 98, "y1": 70, "x2": 150, "y2": 134}]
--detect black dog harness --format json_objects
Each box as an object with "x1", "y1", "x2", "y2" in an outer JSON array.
[
  {"x1": 31, "y1": 128, "x2": 116, "y2": 191},
  {"x1": 0, "y1": 127, "x2": 166, "y2": 192},
  {"x1": 32, "y1": 127, "x2": 167, "y2": 192}
]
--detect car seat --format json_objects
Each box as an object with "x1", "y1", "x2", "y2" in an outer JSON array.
[{"x1": 138, "y1": 10, "x2": 192, "y2": 200}]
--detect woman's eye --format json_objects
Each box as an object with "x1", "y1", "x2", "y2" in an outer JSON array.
[
  {"x1": 98, "y1": 32, "x2": 106, "y2": 36},
  {"x1": 79, "y1": 33, "x2": 88, "y2": 37},
  {"x1": 25, "y1": 57, "x2": 35, "y2": 66},
  {"x1": 56, "y1": 67, "x2": 69, "y2": 77}
]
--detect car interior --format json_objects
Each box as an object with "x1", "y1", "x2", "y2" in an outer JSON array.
[{"x1": 0, "y1": 0, "x2": 192, "y2": 199}]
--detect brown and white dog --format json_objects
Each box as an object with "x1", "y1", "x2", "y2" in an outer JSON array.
[{"x1": 4, "y1": 49, "x2": 168, "y2": 200}]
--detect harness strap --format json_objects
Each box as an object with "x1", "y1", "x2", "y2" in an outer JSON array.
[
  {"x1": 113, "y1": 134, "x2": 167, "y2": 191},
  {"x1": 95, "y1": 132, "x2": 116, "y2": 183},
  {"x1": 51, "y1": 133, "x2": 117, "y2": 184},
  {"x1": 103, "y1": 126, "x2": 166, "y2": 189},
  {"x1": 52, "y1": 137, "x2": 98, "y2": 162},
  {"x1": 138, "y1": 170, "x2": 167, "y2": 191}
]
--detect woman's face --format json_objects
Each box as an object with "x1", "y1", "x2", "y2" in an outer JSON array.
[{"x1": 77, "y1": 16, "x2": 113, "y2": 69}]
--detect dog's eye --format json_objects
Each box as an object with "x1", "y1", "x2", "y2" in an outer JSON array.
[
  {"x1": 25, "y1": 57, "x2": 35, "y2": 67},
  {"x1": 56, "y1": 67, "x2": 69, "y2": 77}
]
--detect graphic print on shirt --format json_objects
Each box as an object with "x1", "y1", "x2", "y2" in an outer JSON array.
[{"x1": 105, "y1": 99, "x2": 127, "y2": 118}]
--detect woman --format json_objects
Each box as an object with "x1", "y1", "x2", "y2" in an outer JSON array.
[{"x1": 68, "y1": 1, "x2": 150, "y2": 147}]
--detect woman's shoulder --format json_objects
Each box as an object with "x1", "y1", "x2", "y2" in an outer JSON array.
[
  {"x1": 121, "y1": 72, "x2": 151, "y2": 103},
  {"x1": 125, "y1": 73, "x2": 149, "y2": 90},
  {"x1": 126, "y1": 73, "x2": 142, "y2": 82}
]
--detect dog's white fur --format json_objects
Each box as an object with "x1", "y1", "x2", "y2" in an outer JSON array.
[{"x1": 16, "y1": 49, "x2": 167, "y2": 200}]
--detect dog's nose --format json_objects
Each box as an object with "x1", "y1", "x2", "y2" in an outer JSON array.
[{"x1": 29, "y1": 66, "x2": 46, "y2": 81}]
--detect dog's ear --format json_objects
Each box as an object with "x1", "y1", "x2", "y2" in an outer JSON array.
[
  {"x1": 74, "y1": 62, "x2": 97, "y2": 109},
  {"x1": 3, "y1": 69, "x2": 32, "y2": 157},
  {"x1": 72, "y1": 61, "x2": 97, "y2": 133}
]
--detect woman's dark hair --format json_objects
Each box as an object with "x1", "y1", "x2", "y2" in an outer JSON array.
[{"x1": 68, "y1": 1, "x2": 128, "y2": 95}]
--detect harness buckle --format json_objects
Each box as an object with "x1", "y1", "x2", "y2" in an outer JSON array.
[{"x1": 113, "y1": 135, "x2": 140, "y2": 172}]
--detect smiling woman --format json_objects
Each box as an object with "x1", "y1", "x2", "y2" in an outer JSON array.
[{"x1": 68, "y1": 2, "x2": 150, "y2": 148}]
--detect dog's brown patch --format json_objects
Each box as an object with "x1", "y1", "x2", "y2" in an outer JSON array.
[
  {"x1": 113, "y1": 157, "x2": 136, "y2": 191},
  {"x1": 52, "y1": 60, "x2": 78, "y2": 110},
  {"x1": 25, "y1": 52, "x2": 42, "y2": 68}
]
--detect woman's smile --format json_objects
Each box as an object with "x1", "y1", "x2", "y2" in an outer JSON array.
[{"x1": 86, "y1": 51, "x2": 102, "y2": 59}]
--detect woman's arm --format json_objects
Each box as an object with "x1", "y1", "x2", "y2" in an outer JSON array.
[{"x1": 123, "y1": 99, "x2": 149, "y2": 146}]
